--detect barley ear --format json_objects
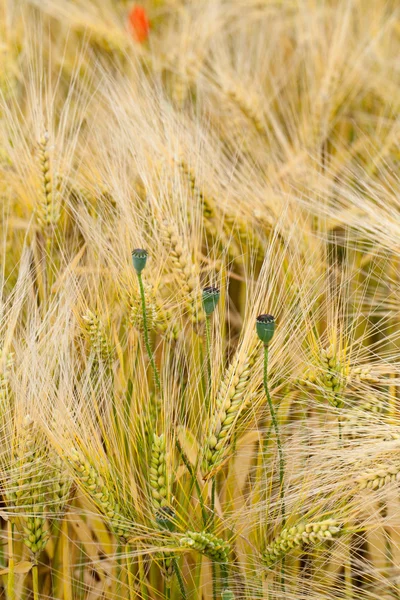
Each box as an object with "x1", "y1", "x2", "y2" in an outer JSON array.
[{"x1": 262, "y1": 519, "x2": 342, "y2": 567}]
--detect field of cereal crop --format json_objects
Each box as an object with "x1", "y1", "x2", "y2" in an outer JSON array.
[{"x1": 1, "y1": 1, "x2": 400, "y2": 598}]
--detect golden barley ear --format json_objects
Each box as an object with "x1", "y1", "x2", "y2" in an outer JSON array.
[
  {"x1": 36, "y1": 132, "x2": 60, "y2": 233},
  {"x1": 203, "y1": 346, "x2": 258, "y2": 475}
]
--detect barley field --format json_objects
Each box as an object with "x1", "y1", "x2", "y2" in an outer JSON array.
[{"x1": 1, "y1": 1, "x2": 400, "y2": 599}]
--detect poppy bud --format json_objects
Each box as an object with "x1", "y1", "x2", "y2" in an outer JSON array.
[
  {"x1": 132, "y1": 248, "x2": 148, "y2": 274},
  {"x1": 155, "y1": 506, "x2": 175, "y2": 532},
  {"x1": 256, "y1": 314, "x2": 275, "y2": 345},
  {"x1": 202, "y1": 286, "x2": 220, "y2": 315}
]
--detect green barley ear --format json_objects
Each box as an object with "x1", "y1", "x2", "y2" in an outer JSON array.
[
  {"x1": 132, "y1": 248, "x2": 148, "y2": 274},
  {"x1": 202, "y1": 286, "x2": 220, "y2": 315},
  {"x1": 180, "y1": 531, "x2": 230, "y2": 562},
  {"x1": 9, "y1": 415, "x2": 49, "y2": 556},
  {"x1": 150, "y1": 433, "x2": 169, "y2": 510},
  {"x1": 69, "y1": 447, "x2": 132, "y2": 542},
  {"x1": 221, "y1": 591, "x2": 235, "y2": 600},
  {"x1": 262, "y1": 519, "x2": 341, "y2": 567},
  {"x1": 256, "y1": 314, "x2": 275, "y2": 346}
]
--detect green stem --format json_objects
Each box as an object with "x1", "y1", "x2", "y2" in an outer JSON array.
[
  {"x1": 173, "y1": 558, "x2": 187, "y2": 600},
  {"x1": 220, "y1": 563, "x2": 229, "y2": 590},
  {"x1": 212, "y1": 562, "x2": 217, "y2": 600},
  {"x1": 165, "y1": 583, "x2": 171, "y2": 599},
  {"x1": 62, "y1": 519, "x2": 73, "y2": 600},
  {"x1": 50, "y1": 519, "x2": 63, "y2": 598},
  {"x1": 116, "y1": 542, "x2": 122, "y2": 598},
  {"x1": 263, "y1": 345, "x2": 285, "y2": 523},
  {"x1": 210, "y1": 477, "x2": 217, "y2": 600},
  {"x1": 138, "y1": 555, "x2": 149, "y2": 600},
  {"x1": 137, "y1": 272, "x2": 162, "y2": 393},
  {"x1": 263, "y1": 420, "x2": 274, "y2": 453},
  {"x1": 263, "y1": 345, "x2": 286, "y2": 591},
  {"x1": 125, "y1": 544, "x2": 135, "y2": 600},
  {"x1": 205, "y1": 314, "x2": 212, "y2": 412},
  {"x1": 193, "y1": 555, "x2": 203, "y2": 600},
  {"x1": 210, "y1": 478, "x2": 216, "y2": 527},
  {"x1": 32, "y1": 563, "x2": 40, "y2": 600}
]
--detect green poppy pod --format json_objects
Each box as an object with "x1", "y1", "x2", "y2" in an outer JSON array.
[
  {"x1": 202, "y1": 286, "x2": 220, "y2": 315},
  {"x1": 256, "y1": 314, "x2": 275, "y2": 345},
  {"x1": 131, "y1": 248, "x2": 148, "y2": 274},
  {"x1": 155, "y1": 506, "x2": 176, "y2": 532},
  {"x1": 221, "y1": 591, "x2": 235, "y2": 600}
]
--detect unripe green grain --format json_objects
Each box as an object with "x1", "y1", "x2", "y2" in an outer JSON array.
[
  {"x1": 203, "y1": 348, "x2": 257, "y2": 475},
  {"x1": 68, "y1": 447, "x2": 132, "y2": 541},
  {"x1": 262, "y1": 519, "x2": 341, "y2": 567},
  {"x1": 180, "y1": 531, "x2": 230, "y2": 563}
]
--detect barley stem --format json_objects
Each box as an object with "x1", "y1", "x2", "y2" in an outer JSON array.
[
  {"x1": 210, "y1": 478, "x2": 217, "y2": 600},
  {"x1": 176, "y1": 438, "x2": 208, "y2": 525},
  {"x1": 125, "y1": 544, "x2": 135, "y2": 600},
  {"x1": 7, "y1": 521, "x2": 15, "y2": 600},
  {"x1": 193, "y1": 556, "x2": 203, "y2": 600},
  {"x1": 51, "y1": 520, "x2": 63, "y2": 598},
  {"x1": 344, "y1": 542, "x2": 353, "y2": 599},
  {"x1": 210, "y1": 478, "x2": 216, "y2": 526},
  {"x1": 173, "y1": 558, "x2": 187, "y2": 600},
  {"x1": 137, "y1": 272, "x2": 161, "y2": 393},
  {"x1": 32, "y1": 563, "x2": 40, "y2": 600},
  {"x1": 116, "y1": 542, "x2": 122, "y2": 598},
  {"x1": 45, "y1": 234, "x2": 52, "y2": 299},
  {"x1": 138, "y1": 554, "x2": 149, "y2": 600},
  {"x1": 212, "y1": 564, "x2": 218, "y2": 600},
  {"x1": 76, "y1": 543, "x2": 85, "y2": 600},
  {"x1": 62, "y1": 519, "x2": 73, "y2": 600},
  {"x1": 220, "y1": 562, "x2": 228, "y2": 589}
]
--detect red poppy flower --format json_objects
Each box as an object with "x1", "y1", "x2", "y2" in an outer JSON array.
[{"x1": 128, "y1": 5, "x2": 150, "y2": 43}]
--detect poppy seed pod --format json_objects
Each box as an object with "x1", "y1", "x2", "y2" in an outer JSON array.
[
  {"x1": 202, "y1": 286, "x2": 220, "y2": 315},
  {"x1": 221, "y1": 591, "x2": 235, "y2": 600},
  {"x1": 256, "y1": 314, "x2": 275, "y2": 345},
  {"x1": 131, "y1": 248, "x2": 148, "y2": 274},
  {"x1": 155, "y1": 506, "x2": 176, "y2": 532}
]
